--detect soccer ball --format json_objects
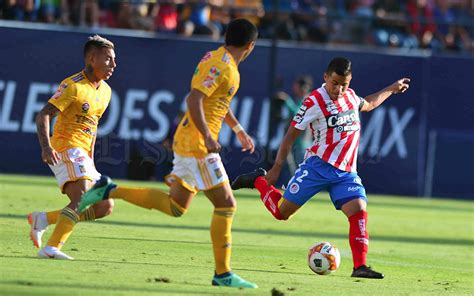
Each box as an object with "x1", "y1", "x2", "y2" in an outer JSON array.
[{"x1": 308, "y1": 242, "x2": 341, "y2": 275}]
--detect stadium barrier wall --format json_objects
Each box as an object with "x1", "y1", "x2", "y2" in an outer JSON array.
[{"x1": 0, "y1": 26, "x2": 472, "y2": 199}]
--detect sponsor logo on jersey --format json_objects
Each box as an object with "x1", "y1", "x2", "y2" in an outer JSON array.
[
  {"x1": 289, "y1": 183, "x2": 300, "y2": 194},
  {"x1": 208, "y1": 157, "x2": 217, "y2": 164},
  {"x1": 82, "y1": 102, "x2": 90, "y2": 113},
  {"x1": 293, "y1": 105, "x2": 308, "y2": 124},
  {"x1": 326, "y1": 109, "x2": 359, "y2": 132},
  {"x1": 222, "y1": 52, "x2": 230, "y2": 64},
  {"x1": 74, "y1": 156, "x2": 85, "y2": 163},
  {"x1": 51, "y1": 83, "x2": 68, "y2": 99},
  {"x1": 209, "y1": 66, "x2": 221, "y2": 77},
  {"x1": 200, "y1": 52, "x2": 212, "y2": 63},
  {"x1": 203, "y1": 76, "x2": 216, "y2": 88}
]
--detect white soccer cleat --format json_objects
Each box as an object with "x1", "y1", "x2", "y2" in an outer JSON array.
[
  {"x1": 38, "y1": 246, "x2": 74, "y2": 260},
  {"x1": 28, "y1": 212, "x2": 49, "y2": 248}
]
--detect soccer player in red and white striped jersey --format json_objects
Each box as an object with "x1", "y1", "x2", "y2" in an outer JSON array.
[{"x1": 232, "y1": 57, "x2": 410, "y2": 279}]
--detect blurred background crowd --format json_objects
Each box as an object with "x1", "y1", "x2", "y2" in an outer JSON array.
[{"x1": 1, "y1": 0, "x2": 473, "y2": 53}]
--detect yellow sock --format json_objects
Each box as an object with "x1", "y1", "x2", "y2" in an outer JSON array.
[
  {"x1": 211, "y1": 207, "x2": 236, "y2": 275},
  {"x1": 79, "y1": 207, "x2": 95, "y2": 221},
  {"x1": 109, "y1": 187, "x2": 186, "y2": 217},
  {"x1": 46, "y1": 207, "x2": 79, "y2": 249},
  {"x1": 46, "y1": 210, "x2": 60, "y2": 224},
  {"x1": 45, "y1": 207, "x2": 95, "y2": 224}
]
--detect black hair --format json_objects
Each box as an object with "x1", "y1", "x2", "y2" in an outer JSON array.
[
  {"x1": 83, "y1": 35, "x2": 114, "y2": 57},
  {"x1": 326, "y1": 57, "x2": 352, "y2": 76},
  {"x1": 225, "y1": 18, "x2": 258, "y2": 47}
]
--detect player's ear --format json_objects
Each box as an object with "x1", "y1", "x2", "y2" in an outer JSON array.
[{"x1": 246, "y1": 40, "x2": 255, "y2": 51}]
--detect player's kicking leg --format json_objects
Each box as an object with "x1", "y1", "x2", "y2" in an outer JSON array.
[{"x1": 78, "y1": 175, "x2": 117, "y2": 212}]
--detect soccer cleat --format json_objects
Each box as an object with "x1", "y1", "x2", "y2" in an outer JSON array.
[
  {"x1": 38, "y1": 247, "x2": 74, "y2": 260},
  {"x1": 78, "y1": 175, "x2": 117, "y2": 213},
  {"x1": 28, "y1": 212, "x2": 48, "y2": 248},
  {"x1": 231, "y1": 168, "x2": 267, "y2": 190},
  {"x1": 351, "y1": 265, "x2": 384, "y2": 279},
  {"x1": 212, "y1": 272, "x2": 258, "y2": 288}
]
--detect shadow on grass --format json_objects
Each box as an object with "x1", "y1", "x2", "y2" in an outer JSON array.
[
  {"x1": 2, "y1": 213, "x2": 472, "y2": 246},
  {"x1": 0, "y1": 279, "x2": 225, "y2": 295},
  {"x1": 235, "y1": 191, "x2": 473, "y2": 213}
]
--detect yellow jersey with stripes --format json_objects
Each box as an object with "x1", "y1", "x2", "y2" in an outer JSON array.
[
  {"x1": 173, "y1": 46, "x2": 240, "y2": 157},
  {"x1": 48, "y1": 71, "x2": 112, "y2": 153}
]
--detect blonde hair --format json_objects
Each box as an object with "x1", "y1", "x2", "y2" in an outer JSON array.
[{"x1": 83, "y1": 35, "x2": 114, "y2": 57}]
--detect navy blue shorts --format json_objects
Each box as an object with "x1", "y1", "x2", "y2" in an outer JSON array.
[{"x1": 283, "y1": 156, "x2": 367, "y2": 210}]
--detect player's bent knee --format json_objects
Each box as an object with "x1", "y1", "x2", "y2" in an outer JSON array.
[{"x1": 95, "y1": 199, "x2": 115, "y2": 217}]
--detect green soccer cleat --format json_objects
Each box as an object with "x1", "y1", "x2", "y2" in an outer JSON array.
[
  {"x1": 212, "y1": 272, "x2": 258, "y2": 289},
  {"x1": 78, "y1": 175, "x2": 117, "y2": 213}
]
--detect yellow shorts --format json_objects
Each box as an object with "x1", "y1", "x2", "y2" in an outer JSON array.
[
  {"x1": 48, "y1": 147, "x2": 101, "y2": 193},
  {"x1": 165, "y1": 153, "x2": 229, "y2": 193}
]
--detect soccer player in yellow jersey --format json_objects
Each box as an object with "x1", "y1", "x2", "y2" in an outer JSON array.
[
  {"x1": 29, "y1": 35, "x2": 117, "y2": 260},
  {"x1": 79, "y1": 19, "x2": 259, "y2": 288}
]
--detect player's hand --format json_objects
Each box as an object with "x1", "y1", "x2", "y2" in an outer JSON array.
[
  {"x1": 205, "y1": 136, "x2": 221, "y2": 153},
  {"x1": 391, "y1": 78, "x2": 410, "y2": 94},
  {"x1": 236, "y1": 131, "x2": 255, "y2": 153},
  {"x1": 41, "y1": 146, "x2": 61, "y2": 166},
  {"x1": 265, "y1": 166, "x2": 282, "y2": 186}
]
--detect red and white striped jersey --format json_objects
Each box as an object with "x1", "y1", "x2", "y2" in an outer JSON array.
[{"x1": 291, "y1": 84, "x2": 365, "y2": 172}]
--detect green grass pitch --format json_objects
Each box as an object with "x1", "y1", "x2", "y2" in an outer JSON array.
[{"x1": 0, "y1": 174, "x2": 472, "y2": 295}]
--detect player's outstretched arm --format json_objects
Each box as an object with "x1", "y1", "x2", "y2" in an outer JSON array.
[
  {"x1": 224, "y1": 109, "x2": 255, "y2": 153},
  {"x1": 266, "y1": 126, "x2": 302, "y2": 185},
  {"x1": 361, "y1": 78, "x2": 410, "y2": 112},
  {"x1": 36, "y1": 103, "x2": 61, "y2": 165}
]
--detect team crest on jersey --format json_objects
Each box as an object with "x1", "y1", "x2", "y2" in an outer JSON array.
[
  {"x1": 289, "y1": 183, "x2": 300, "y2": 194},
  {"x1": 51, "y1": 83, "x2": 68, "y2": 99},
  {"x1": 81, "y1": 102, "x2": 90, "y2": 113},
  {"x1": 79, "y1": 165, "x2": 86, "y2": 174},
  {"x1": 208, "y1": 157, "x2": 217, "y2": 164},
  {"x1": 200, "y1": 52, "x2": 212, "y2": 63}
]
